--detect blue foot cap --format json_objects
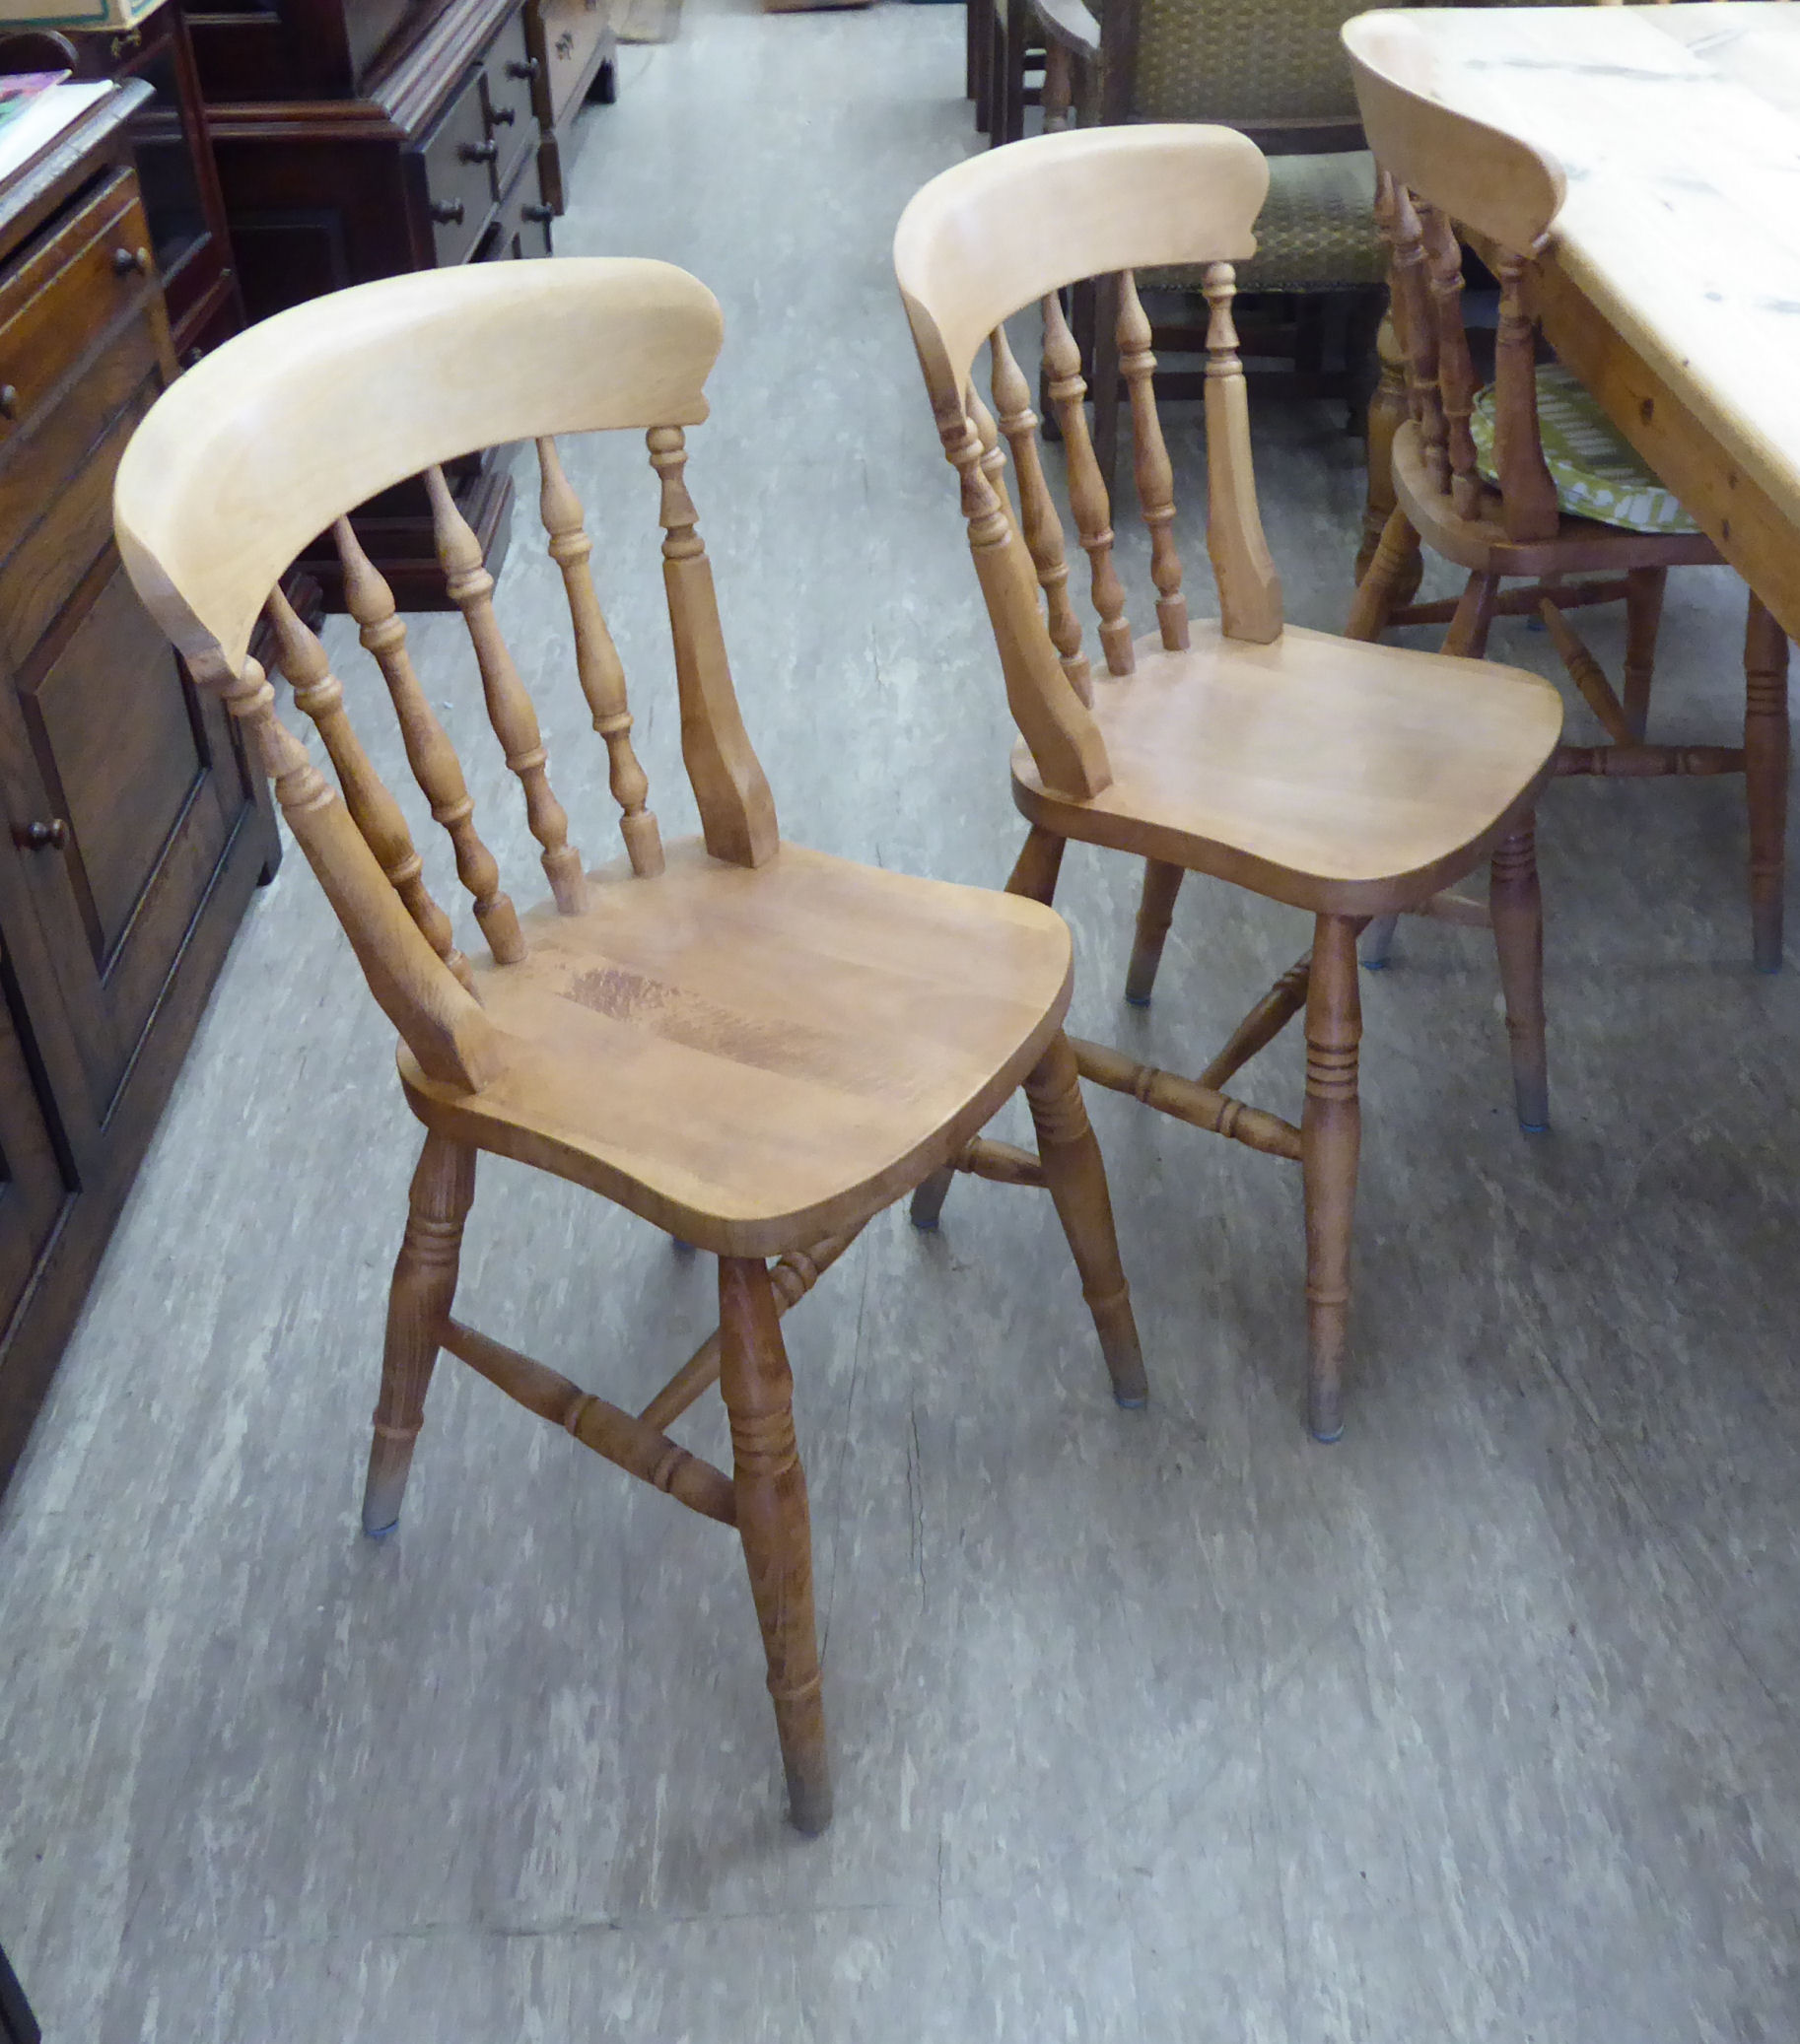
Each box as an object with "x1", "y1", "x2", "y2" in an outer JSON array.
[
  {"x1": 364, "y1": 1519, "x2": 399, "y2": 1540},
  {"x1": 1309, "y1": 1422, "x2": 1345, "y2": 1446},
  {"x1": 910, "y1": 1214, "x2": 940, "y2": 1233},
  {"x1": 1361, "y1": 957, "x2": 1389, "y2": 973},
  {"x1": 1114, "y1": 1391, "x2": 1148, "y2": 1411},
  {"x1": 1123, "y1": 992, "x2": 1152, "y2": 1008},
  {"x1": 1518, "y1": 1121, "x2": 1551, "y2": 1136}
]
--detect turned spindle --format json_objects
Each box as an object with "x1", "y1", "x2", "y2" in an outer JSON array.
[
  {"x1": 989, "y1": 320, "x2": 1092, "y2": 704},
  {"x1": 264, "y1": 584, "x2": 475, "y2": 994},
  {"x1": 1419, "y1": 205, "x2": 1481, "y2": 518},
  {"x1": 649, "y1": 425, "x2": 780, "y2": 866},
  {"x1": 426, "y1": 464, "x2": 588, "y2": 913},
  {"x1": 1041, "y1": 289, "x2": 1134, "y2": 675},
  {"x1": 535, "y1": 436, "x2": 664, "y2": 877},
  {"x1": 335, "y1": 517, "x2": 525, "y2": 965},
  {"x1": 1116, "y1": 270, "x2": 1188, "y2": 650},
  {"x1": 1201, "y1": 263, "x2": 1282, "y2": 645}
]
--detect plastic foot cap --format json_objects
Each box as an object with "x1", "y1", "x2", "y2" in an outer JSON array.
[
  {"x1": 1113, "y1": 1389, "x2": 1148, "y2": 1410},
  {"x1": 363, "y1": 1518, "x2": 399, "y2": 1539},
  {"x1": 1519, "y1": 1120, "x2": 1551, "y2": 1136},
  {"x1": 1123, "y1": 991, "x2": 1152, "y2": 1008},
  {"x1": 909, "y1": 1213, "x2": 940, "y2": 1232},
  {"x1": 1309, "y1": 1421, "x2": 1345, "y2": 1445}
]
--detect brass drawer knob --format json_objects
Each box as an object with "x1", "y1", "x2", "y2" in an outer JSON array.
[
  {"x1": 112, "y1": 244, "x2": 151, "y2": 277},
  {"x1": 14, "y1": 820, "x2": 68, "y2": 852},
  {"x1": 430, "y1": 198, "x2": 466, "y2": 226},
  {"x1": 458, "y1": 138, "x2": 499, "y2": 164}
]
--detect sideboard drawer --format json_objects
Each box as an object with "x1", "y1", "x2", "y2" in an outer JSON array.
[
  {"x1": 481, "y1": 7, "x2": 540, "y2": 197},
  {"x1": 420, "y1": 66, "x2": 497, "y2": 264},
  {"x1": 0, "y1": 170, "x2": 159, "y2": 457}
]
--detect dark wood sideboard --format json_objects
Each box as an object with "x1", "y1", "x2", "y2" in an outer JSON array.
[{"x1": 0, "y1": 85, "x2": 281, "y2": 1495}]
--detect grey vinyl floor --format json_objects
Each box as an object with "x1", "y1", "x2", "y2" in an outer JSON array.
[{"x1": 6, "y1": 3, "x2": 1800, "y2": 2037}]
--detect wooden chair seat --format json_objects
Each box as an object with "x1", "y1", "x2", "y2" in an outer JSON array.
[
  {"x1": 399, "y1": 838, "x2": 1073, "y2": 1257},
  {"x1": 1392, "y1": 419, "x2": 1719, "y2": 580},
  {"x1": 1010, "y1": 621, "x2": 1562, "y2": 915}
]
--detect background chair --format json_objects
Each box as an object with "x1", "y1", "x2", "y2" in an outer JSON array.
[
  {"x1": 895, "y1": 124, "x2": 1563, "y2": 1442},
  {"x1": 113, "y1": 258, "x2": 1146, "y2": 1837},
  {"x1": 1345, "y1": 13, "x2": 1789, "y2": 974},
  {"x1": 1035, "y1": 0, "x2": 1395, "y2": 482}
]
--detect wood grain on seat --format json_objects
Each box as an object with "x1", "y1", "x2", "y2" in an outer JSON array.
[
  {"x1": 1013, "y1": 623, "x2": 1560, "y2": 914},
  {"x1": 401, "y1": 840, "x2": 1073, "y2": 1256}
]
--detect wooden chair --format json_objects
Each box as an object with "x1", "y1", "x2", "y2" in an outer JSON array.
[
  {"x1": 112, "y1": 258, "x2": 1147, "y2": 1837},
  {"x1": 1345, "y1": 13, "x2": 1790, "y2": 974},
  {"x1": 894, "y1": 125, "x2": 1564, "y2": 1442},
  {"x1": 1048, "y1": 0, "x2": 1395, "y2": 481}
]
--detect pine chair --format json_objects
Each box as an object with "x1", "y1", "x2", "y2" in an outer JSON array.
[
  {"x1": 112, "y1": 258, "x2": 1147, "y2": 1838},
  {"x1": 1345, "y1": 11, "x2": 1790, "y2": 974},
  {"x1": 894, "y1": 125, "x2": 1564, "y2": 1443}
]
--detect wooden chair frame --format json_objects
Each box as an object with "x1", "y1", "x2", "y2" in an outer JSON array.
[
  {"x1": 1345, "y1": 11, "x2": 1790, "y2": 972},
  {"x1": 114, "y1": 257, "x2": 1146, "y2": 1836},
  {"x1": 896, "y1": 125, "x2": 1563, "y2": 1442}
]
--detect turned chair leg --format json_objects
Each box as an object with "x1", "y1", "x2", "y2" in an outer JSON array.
[
  {"x1": 1442, "y1": 569, "x2": 1499, "y2": 659},
  {"x1": 363, "y1": 1130, "x2": 476, "y2": 1536},
  {"x1": 719, "y1": 1255, "x2": 831, "y2": 1835},
  {"x1": 1346, "y1": 505, "x2": 1419, "y2": 644},
  {"x1": 1489, "y1": 817, "x2": 1551, "y2": 1133},
  {"x1": 1745, "y1": 591, "x2": 1789, "y2": 973},
  {"x1": 1024, "y1": 1030, "x2": 1147, "y2": 1406},
  {"x1": 1125, "y1": 858, "x2": 1185, "y2": 1005},
  {"x1": 912, "y1": 824, "x2": 1067, "y2": 1232},
  {"x1": 1302, "y1": 917, "x2": 1361, "y2": 1444},
  {"x1": 1622, "y1": 565, "x2": 1667, "y2": 741}
]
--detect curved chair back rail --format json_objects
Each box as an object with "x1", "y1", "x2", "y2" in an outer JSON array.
[{"x1": 1342, "y1": 11, "x2": 1565, "y2": 260}]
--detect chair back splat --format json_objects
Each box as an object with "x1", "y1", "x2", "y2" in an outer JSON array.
[
  {"x1": 113, "y1": 258, "x2": 773, "y2": 1092},
  {"x1": 893, "y1": 124, "x2": 1282, "y2": 795}
]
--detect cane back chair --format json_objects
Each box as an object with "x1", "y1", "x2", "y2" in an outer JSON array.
[
  {"x1": 895, "y1": 125, "x2": 1565, "y2": 1442},
  {"x1": 113, "y1": 258, "x2": 1146, "y2": 1836},
  {"x1": 1346, "y1": 11, "x2": 1790, "y2": 973}
]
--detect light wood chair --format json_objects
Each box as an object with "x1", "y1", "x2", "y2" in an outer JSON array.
[
  {"x1": 895, "y1": 125, "x2": 1564, "y2": 1442},
  {"x1": 112, "y1": 258, "x2": 1146, "y2": 1837},
  {"x1": 1346, "y1": 11, "x2": 1790, "y2": 973}
]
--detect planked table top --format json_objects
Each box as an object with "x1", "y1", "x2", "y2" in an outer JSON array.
[{"x1": 1389, "y1": 5, "x2": 1800, "y2": 577}]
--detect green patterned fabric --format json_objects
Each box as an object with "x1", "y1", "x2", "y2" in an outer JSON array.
[
  {"x1": 1135, "y1": 0, "x2": 1368, "y2": 122},
  {"x1": 1146, "y1": 150, "x2": 1384, "y2": 295},
  {"x1": 1471, "y1": 364, "x2": 1701, "y2": 536}
]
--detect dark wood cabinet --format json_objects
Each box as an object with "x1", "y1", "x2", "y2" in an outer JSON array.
[
  {"x1": 524, "y1": 0, "x2": 614, "y2": 215},
  {"x1": 0, "y1": 89, "x2": 280, "y2": 1496}
]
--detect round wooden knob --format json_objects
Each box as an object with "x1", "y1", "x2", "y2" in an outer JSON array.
[
  {"x1": 458, "y1": 138, "x2": 499, "y2": 164},
  {"x1": 112, "y1": 244, "x2": 151, "y2": 277},
  {"x1": 490, "y1": 103, "x2": 517, "y2": 126},
  {"x1": 506, "y1": 56, "x2": 540, "y2": 79},
  {"x1": 429, "y1": 199, "x2": 466, "y2": 226},
  {"x1": 14, "y1": 820, "x2": 68, "y2": 852},
  {"x1": 522, "y1": 202, "x2": 554, "y2": 225}
]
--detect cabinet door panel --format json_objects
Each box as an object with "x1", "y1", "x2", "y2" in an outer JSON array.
[
  {"x1": 9, "y1": 561, "x2": 239, "y2": 1120},
  {"x1": 0, "y1": 961, "x2": 70, "y2": 1330}
]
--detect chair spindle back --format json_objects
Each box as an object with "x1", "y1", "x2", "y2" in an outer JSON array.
[
  {"x1": 894, "y1": 125, "x2": 1281, "y2": 799},
  {"x1": 113, "y1": 258, "x2": 772, "y2": 1095},
  {"x1": 1346, "y1": 14, "x2": 1569, "y2": 544}
]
